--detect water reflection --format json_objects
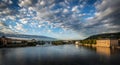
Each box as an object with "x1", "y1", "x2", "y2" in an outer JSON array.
[
  {"x1": 0, "y1": 45, "x2": 120, "y2": 65},
  {"x1": 96, "y1": 47, "x2": 120, "y2": 57},
  {"x1": 75, "y1": 44, "x2": 79, "y2": 48},
  {"x1": 96, "y1": 47, "x2": 111, "y2": 57}
]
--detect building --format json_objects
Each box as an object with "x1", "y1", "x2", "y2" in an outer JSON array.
[
  {"x1": 75, "y1": 41, "x2": 80, "y2": 45},
  {"x1": 0, "y1": 36, "x2": 10, "y2": 46},
  {"x1": 0, "y1": 36, "x2": 26, "y2": 46},
  {"x1": 96, "y1": 39, "x2": 119, "y2": 47}
]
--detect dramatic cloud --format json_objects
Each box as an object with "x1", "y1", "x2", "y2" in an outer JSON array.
[
  {"x1": 0, "y1": 22, "x2": 14, "y2": 33},
  {"x1": 0, "y1": 0, "x2": 120, "y2": 39},
  {"x1": 83, "y1": 0, "x2": 120, "y2": 35}
]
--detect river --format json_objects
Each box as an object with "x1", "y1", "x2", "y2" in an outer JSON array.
[{"x1": 0, "y1": 44, "x2": 120, "y2": 65}]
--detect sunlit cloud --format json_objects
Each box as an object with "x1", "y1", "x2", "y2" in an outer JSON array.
[{"x1": 0, "y1": 0, "x2": 120, "y2": 39}]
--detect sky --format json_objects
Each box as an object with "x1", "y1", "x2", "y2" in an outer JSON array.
[{"x1": 0, "y1": 0, "x2": 120, "y2": 40}]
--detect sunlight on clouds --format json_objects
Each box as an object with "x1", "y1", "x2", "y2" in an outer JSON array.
[
  {"x1": 14, "y1": 23, "x2": 26, "y2": 32},
  {"x1": 39, "y1": 1, "x2": 46, "y2": 6},
  {"x1": 63, "y1": 9, "x2": 69, "y2": 13},
  {"x1": 19, "y1": 0, "x2": 32, "y2": 7},
  {"x1": 72, "y1": 6, "x2": 79, "y2": 12},
  {"x1": 0, "y1": 0, "x2": 120, "y2": 39}
]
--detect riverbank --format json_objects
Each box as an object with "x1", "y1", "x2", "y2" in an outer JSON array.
[
  {"x1": 0, "y1": 41, "x2": 73, "y2": 48},
  {"x1": 0, "y1": 44, "x2": 120, "y2": 65},
  {"x1": 75, "y1": 43, "x2": 120, "y2": 49},
  {"x1": 0, "y1": 44, "x2": 36, "y2": 48}
]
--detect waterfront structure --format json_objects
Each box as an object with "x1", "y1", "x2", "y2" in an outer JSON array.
[
  {"x1": 96, "y1": 39, "x2": 119, "y2": 47},
  {"x1": 75, "y1": 41, "x2": 80, "y2": 45},
  {"x1": 0, "y1": 36, "x2": 33, "y2": 46},
  {"x1": 0, "y1": 36, "x2": 8, "y2": 46}
]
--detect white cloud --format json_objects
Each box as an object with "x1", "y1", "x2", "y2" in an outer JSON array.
[
  {"x1": 63, "y1": 8, "x2": 69, "y2": 13},
  {"x1": 9, "y1": 0, "x2": 13, "y2": 4},
  {"x1": 72, "y1": 6, "x2": 79, "y2": 12},
  {"x1": 0, "y1": 22, "x2": 14, "y2": 33},
  {"x1": 15, "y1": 23, "x2": 26, "y2": 32},
  {"x1": 19, "y1": 0, "x2": 32, "y2": 7},
  {"x1": 20, "y1": 19, "x2": 28, "y2": 24},
  {"x1": 9, "y1": 25, "x2": 12, "y2": 29},
  {"x1": 95, "y1": 0, "x2": 109, "y2": 11},
  {"x1": 94, "y1": 12, "x2": 100, "y2": 16},
  {"x1": 2, "y1": 0, "x2": 13, "y2": 4},
  {"x1": 0, "y1": 2, "x2": 6, "y2": 8},
  {"x1": 80, "y1": 4, "x2": 84, "y2": 8},
  {"x1": 82, "y1": 0, "x2": 120, "y2": 36},
  {"x1": 48, "y1": 29, "x2": 52, "y2": 33},
  {"x1": 7, "y1": 16, "x2": 16, "y2": 21},
  {"x1": 38, "y1": 25, "x2": 42, "y2": 28},
  {"x1": 0, "y1": 8, "x2": 11, "y2": 15},
  {"x1": 1, "y1": 0, "x2": 119, "y2": 39},
  {"x1": 40, "y1": 1, "x2": 46, "y2": 6},
  {"x1": 0, "y1": 22, "x2": 5, "y2": 27},
  {"x1": 28, "y1": 7, "x2": 35, "y2": 11},
  {"x1": 1, "y1": 28, "x2": 14, "y2": 33},
  {"x1": 86, "y1": 17, "x2": 94, "y2": 20}
]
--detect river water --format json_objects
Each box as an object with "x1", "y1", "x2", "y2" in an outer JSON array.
[{"x1": 0, "y1": 44, "x2": 120, "y2": 65}]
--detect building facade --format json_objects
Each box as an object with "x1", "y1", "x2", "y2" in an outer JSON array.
[
  {"x1": 96, "y1": 39, "x2": 119, "y2": 47},
  {"x1": 0, "y1": 36, "x2": 26, "y2": 46}
]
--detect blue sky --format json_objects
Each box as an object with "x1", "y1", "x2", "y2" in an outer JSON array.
[{"x1": 0, "y1": 0, "x2": 120, "y2": 40}]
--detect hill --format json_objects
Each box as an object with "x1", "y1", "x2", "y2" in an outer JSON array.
[
  {"x1": 0, "y1": 32, "x2": 56, "y2": 41},
  {"x1": 85, "y1": 32, "x2": 120, "y2": 40}
]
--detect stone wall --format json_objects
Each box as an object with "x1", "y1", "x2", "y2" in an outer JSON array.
[
  {"x1": 96, "y1": 40, "x2": 110, "y2": 47},
  {"x1": 110, "y1": 40, "x2": 118, "y2": 46},
  {"x1": 96, "y1": 39, "x2": 119, "y2": 47}
]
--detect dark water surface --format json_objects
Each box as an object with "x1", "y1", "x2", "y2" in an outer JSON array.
[{"x1": 0, "y1": 44, "x2": 120, "y2": 65}]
